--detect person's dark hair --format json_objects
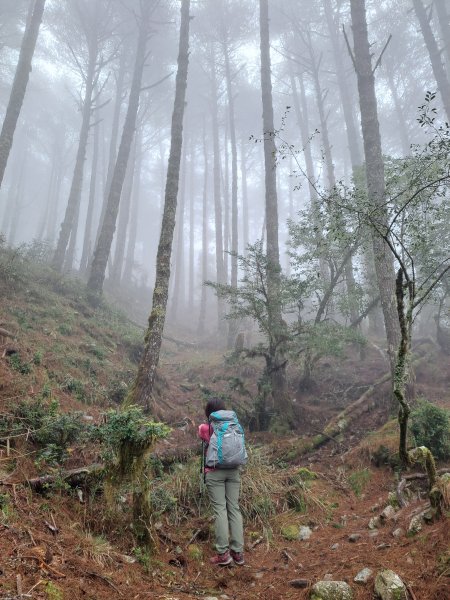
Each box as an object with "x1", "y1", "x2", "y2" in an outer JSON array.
[{"x1": 205, "y1": 396, "x2": 226, "y2": 419}]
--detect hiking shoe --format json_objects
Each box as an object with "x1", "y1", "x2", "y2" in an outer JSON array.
[
  {"x1": 230, "y1": 550, "x2": 245, "y2": 565},
  {"x1": 210, "y1": 551, "x2": 232, "y2": 566}
]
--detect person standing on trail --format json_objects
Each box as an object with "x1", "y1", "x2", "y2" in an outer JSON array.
[{"x1": 198, "y1": 397, "x2": 246, "y2": 566}]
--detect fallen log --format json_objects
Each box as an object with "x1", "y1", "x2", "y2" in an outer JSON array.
[
  {"x1": 26, "y1": 464, "x2": 104, "y2": 492},
  {"x1": 285, "y1": 347, "x2": 434, "y2": 458}
]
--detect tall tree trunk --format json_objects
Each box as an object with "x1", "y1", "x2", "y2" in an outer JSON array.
[
  {"x1": 93, "y1": 51, "x2": 126, "y2": 255},
  {"x1": 222, "y1": 123, "x2": 230, "y2": 284},
  {"x1": 260, "y1": 0, "x2": 291, "y2": 422},
  {"x1": 223, "y1": 42, "x2": 238, "y2": 289},
  {"x1": 129, "y1": 0, "x2": 191, "y2": 410},
  {"x1": 188, "y1": 136, "x2": 195, "y2": 314},
  {"x1": 46, "y1": 159, "x2": 63, "y2": 244},
  {"x1": 111, "y1": 134, "x2": 136, "y2": 284},
  {"x1": 87, "y1": 5, "x2": 149, "y2": 298},
  {"x1": 385, "y1": 65, "x2": 410, "y2": 156},
  {"x1": 350, "y1": 0, "x2": 401, "y2": 375},
  {"x1": 123, "y1": 130, "x2": 142, "y2": 286},
  {"x1": 412, "y1": 0, "x2": 450, "y2": 121},
  {"x1": 198, "y1": 125, "x2": 209, "y2": 336},
  {"x1": 64, "y1": 194, "x2": 81, "y2": 272},
  {"x1": 435, "y1": 0, "x2": 450, "y2": 74},
  {"x1": 210, "y1": 46, "x2": 226, "y2": 337},
  {"x1": 305, "y1": 31, "x2": 336, "y2": 189},
  {"x1": 323, "y1": 0, "x2": 362, "y2": 169},
  {"x1": 241, "y1": 136, "x2": 249, "y2": 254},
  {"x1": 170, "y1": 139, "x2": 187, "y2": 321},
  {"x1": 52, "y1": 45, "x2": 96, "y2": 272},
  {"x1": 80, "y1": 116, "x2": 100, "y2": 274},
  {"x1": 0, "y1": 0, "x2": 46, "y2": 190}
]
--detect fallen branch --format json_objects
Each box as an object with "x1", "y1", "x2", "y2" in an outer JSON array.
[
  {"x1": 86, "y1": 571, "x2": 122, "y2": 596},
  {"x1": 26, "y1": 464, "x2": 104, "y2": 491},
  {"x1": 288, "y1": 348, "x2": 434, "y2": 457}
]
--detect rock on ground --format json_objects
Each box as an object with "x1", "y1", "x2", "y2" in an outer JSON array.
[
  {"x1": 310, "y1": 580, "x2": 354, "y2": 600},
  {"x1": 374, "y1": 569, "x2": 408, "y2": 600}
]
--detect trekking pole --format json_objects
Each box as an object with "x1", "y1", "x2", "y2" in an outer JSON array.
[{"x1": 200, "y1": 440, "x2": 205, "y2": 494}]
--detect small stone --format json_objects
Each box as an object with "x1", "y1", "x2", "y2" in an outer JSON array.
[
  {"x1": 310, "y1": 580, "x2": 353, "y2": 600},
  {"x1": 298, "y1": 526, "x2": 313, "y2": 540},
  {"x1": 392, "y1": 528, "x2": 404, "y2": 538},
  {"x1": 380, "y1": 505, "x2": 397, "y2": 522},
  {"x1": 374, "y1": 569, "x2": 407, "y2": 599},
  {"x1": 331, "y1": 543, "x2": 339, "y2": 550},
  {"x1": 348, "y1": 533, "x2": 362, "y2": 542},
  {"x1": 289, "y1": 579, "x2": 309, "y2": 588},
  {"x1": 254, "y1": 572, "x2": 264, "y2": 579},
  {"x1": 204, "y1": 597, "x2": 219, "y2": 600},
  {"x1": 408, "y1": 515, "x2": 423, "y2": 536},
  {"x1": 354, "y1": 567, "x2": 373, "y2": 584},
  {"x1": 406, "y1": 556, "x2": 413, "y2": 565},
  {"x1": 368, "y1": 516, "x2": 380, "y2": 529},
  {"x1": 323, "y1": 574, "x2": 334, "y2": 581}
]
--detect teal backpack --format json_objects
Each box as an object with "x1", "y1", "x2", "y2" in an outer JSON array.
[{"x1": 205, "y1": 410, "x2": 248, "y2": 468}]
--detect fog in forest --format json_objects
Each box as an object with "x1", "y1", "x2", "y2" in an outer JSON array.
[{"x1": 0, "y1": 0, "x2": 448, "y2": 350}]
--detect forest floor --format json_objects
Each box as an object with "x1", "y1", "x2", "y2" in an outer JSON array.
[{"x1": 0, "y1": 262, "x2": 449, "y2": 599}]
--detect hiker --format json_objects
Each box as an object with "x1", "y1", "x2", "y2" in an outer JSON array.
[{"x1": 199, "y1": 397, "x2": 246, "y2": 566}]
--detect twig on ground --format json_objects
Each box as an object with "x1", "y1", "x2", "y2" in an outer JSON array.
[{"x1": 86, "y1": 571, "x2": 123, "y2": 596}]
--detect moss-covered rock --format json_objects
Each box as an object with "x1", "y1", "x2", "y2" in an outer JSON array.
[
  {"x1": 374, "y1": 569, "x2": 407, "y2": 600},
  {"x1": 310, "y1": 580, "x2": 353, "y2": 600}
]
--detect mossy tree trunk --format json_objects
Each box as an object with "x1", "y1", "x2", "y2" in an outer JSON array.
[
  {"x1": 394, "y1": 269, "x2": 413, "y2": 466},
  {"x1": 129, "y1": 0, "x2": 191, "y2": 411}
]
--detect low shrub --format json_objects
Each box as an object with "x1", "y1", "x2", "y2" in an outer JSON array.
[{"x1": 411, "y1": 400, "x2": 450, "y2": 460}]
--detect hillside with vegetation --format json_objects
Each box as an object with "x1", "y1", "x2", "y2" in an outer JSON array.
[{"x1": 0, "y1": 243, "x2": 448, "y2": 600}]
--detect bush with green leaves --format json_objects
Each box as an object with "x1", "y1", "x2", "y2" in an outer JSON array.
[
  {"x1": 7, "y1": 353, "x2": 33, "y2": 375},
  {"x1": 411, "y1": 400, "x2": 450, "y2": 460},
  {"x1": 93, "y1": 406, "x2": 170, "y2": 476},
  {"x1": 0, "y1": 398, "x2": 86, "y2": 466}
]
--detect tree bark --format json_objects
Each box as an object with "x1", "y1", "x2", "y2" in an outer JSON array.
[
  {"x1": 210, "y1": 45, "x2": 227, "y2": 337},
  {"x1": 94, "y1": 52, "x2": 127, "y2": 253},
  {"x1": 87, "y1": 5, "x2": 149, "y2": 298},
  {"x1": 80, "y1": 114, "x2": 100, "y2": 274},
  {"x1": 170, "y1": 139, "x2": 187, "y2": 321},
  {"x1": 350, "y1": 0, "x2": 401, "y2": 377},
  {"x1": 0, "y1": 0, "x2": 46, "y2": 190},
  {"x1": 385, "y1": 65, "x2": 410, "y2": 156},
  {"x1": 260, "y1": 0, "x2": 291, "y2": 422},
  {"x1": 198, "y1": 125, "x2": 209, "y2": 336},
  {"x1": 111, "y1": 134, "x2": 136, "y2": 284},
  {"x1": 129, "y1": 0, "x2": 191, "y2": 411},
  {"x1": 123, "y1": 130, "x2": 142, "y2": 286},
  {"x1": 412, "y1": 0, "x2": 450, "y2": 121},
  {"x1": 188, "y1": 136, "x2": 195, "y2": 314},
  {"x1": 241, "y1": 135, "x2": 249, "y2": 254}
]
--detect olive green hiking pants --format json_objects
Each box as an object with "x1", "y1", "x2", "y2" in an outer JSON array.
[{"x1": 205, "y1": 468, "x2": 244, "y2": 554}]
